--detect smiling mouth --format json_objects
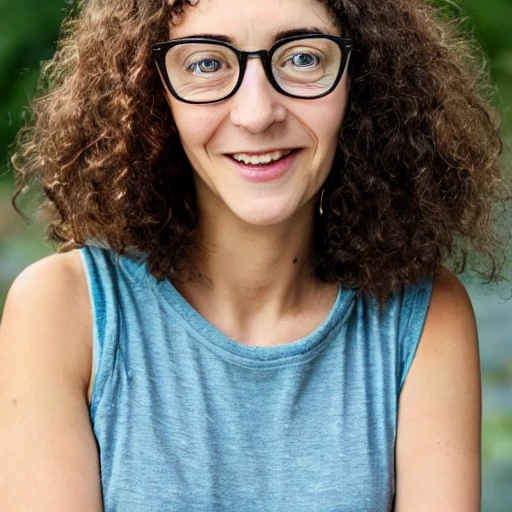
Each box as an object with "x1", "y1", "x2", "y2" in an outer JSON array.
[{"x1": 228, "y1": 149, "x2": 299, "y2": 166}]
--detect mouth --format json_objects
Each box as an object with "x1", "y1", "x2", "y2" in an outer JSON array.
[
  {"x1": 227, "y1": 148, "x2": 300, "y2": 166},
  {"x1": 225, "y1": 148, "x2": 301, "y2": 183}
]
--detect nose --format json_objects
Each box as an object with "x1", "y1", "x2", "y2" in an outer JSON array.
[{"x1": 229, "y1": 58, "x2": 287, "y2": 133}]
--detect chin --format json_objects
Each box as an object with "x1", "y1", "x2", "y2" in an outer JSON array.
[
  {"x1": 234, "y1": 212, "x2": 289, "y2": 227},
  {"x1": 229, "y1": 200, "x2": 302, "y2": 227}
]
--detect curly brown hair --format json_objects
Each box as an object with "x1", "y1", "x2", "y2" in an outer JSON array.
[{"x1": 11, "y1": 0, "x2": 509, "y2": 299}]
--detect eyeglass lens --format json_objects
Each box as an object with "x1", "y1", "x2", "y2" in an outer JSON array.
[{"x1": 164, "y1": 38, "x2": 343, "y2": 103}]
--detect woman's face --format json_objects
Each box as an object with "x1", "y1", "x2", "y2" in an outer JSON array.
[{"x1": 167, "y1": 0, "x2": 349, "y2": 227}]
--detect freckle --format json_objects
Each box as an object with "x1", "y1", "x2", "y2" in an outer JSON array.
[
  {"x1": 293, "y1": 258, "x2": 298, "y2": 264},
  {"x1": 12, "y1": 399, "x2": 18, "y2": 405}
]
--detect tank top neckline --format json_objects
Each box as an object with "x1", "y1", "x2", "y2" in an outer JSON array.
[{"x1": 119, "y1": 251, "x2": 356, "y2": 365}]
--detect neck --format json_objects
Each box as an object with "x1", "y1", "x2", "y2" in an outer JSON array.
[
  {"x1": 197, "y1": 198, "x2": 317, "y2": 304},
  {"x1": 174, "y1": 194, "x2": 334, "y2": 345}
]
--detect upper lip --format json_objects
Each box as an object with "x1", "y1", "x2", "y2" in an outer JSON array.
[{"x1": 226, "y1": 148, "x2": 299, "y2": 155}]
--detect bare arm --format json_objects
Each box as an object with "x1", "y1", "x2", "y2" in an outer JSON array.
[
  {"x1": 0, "y1": 252, "x2": 103, "y2": 511},
  {"x1": 395, "y1": 268, "x2": 481, "y2": 511}
]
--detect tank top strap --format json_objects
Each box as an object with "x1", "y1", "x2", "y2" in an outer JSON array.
[
  {"x1": 397, "y1": 276, "x2": 434, "y2": 389},
  {"x1": 79, "y1": 245, "x2": 123, "y2": 421}
]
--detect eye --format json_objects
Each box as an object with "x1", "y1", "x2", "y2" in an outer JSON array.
[
  {"x1": 188, "y1": 58, "x2": 223, "y2": 75},
  {"x1": 287, "y1": 52, "x2": 320, "y2": 68}
]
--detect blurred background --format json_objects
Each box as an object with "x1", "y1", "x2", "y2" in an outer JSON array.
[{"x1": 0, "y1": 0, "x2": 511, "y2": 509}]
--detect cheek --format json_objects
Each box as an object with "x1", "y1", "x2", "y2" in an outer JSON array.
[
  {"x1": 322, "y1": 88, "x2": 348, "y2": 137},
  {"x1": 317, "y1": 110, "x2": 344, "y2": 143},
  {"x1": 296, "y1": 85, "x2": 348, "y2": 150},
  {"x1": 304, "y1": 107, "x2": 344, "y2": 159},
  {"x1": 169, "y1": 98, "x2": 222, "y2": 151}
]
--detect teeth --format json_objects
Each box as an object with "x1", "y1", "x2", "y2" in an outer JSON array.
[{"x1": 231, "y1": 149, "x2": 293, "y2": 165}]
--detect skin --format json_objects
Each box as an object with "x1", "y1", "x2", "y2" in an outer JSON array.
[
  {"x1": 167, "y1": 0, "x2": 348, "y2": 345},
  {"x1": 169, "y1": 0, "x2": 348, "y2": 228},
  {"x1": 395, "y1": 268, "x2": 481, "y2": 510},
  {"x1": 0, "y1": 0, "x2": 481, "y2": 510}
]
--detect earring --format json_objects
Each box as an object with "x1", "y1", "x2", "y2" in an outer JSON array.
[{"x1": 319, "y1": 188, "x2": 325, "y2": 216}]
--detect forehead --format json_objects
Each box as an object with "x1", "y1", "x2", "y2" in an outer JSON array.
[{"x1": 170, "y1": 0, "x2": 340, "y2": 45}]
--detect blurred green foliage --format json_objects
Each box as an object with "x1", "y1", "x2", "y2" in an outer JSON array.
[
  {"x1": 460, "y1": 0, "x2": 512, "y2": 138},
  {"x1": 0, "y1": 0, "x2": 66, "y2": 174},
  {"x1": 483, "y1": 414, "x2": 512, "y2": 463}
]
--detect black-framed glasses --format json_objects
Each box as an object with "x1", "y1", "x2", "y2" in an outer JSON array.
[{"x1": 151, "y1": 34, "x2": 354, "y2": 104}]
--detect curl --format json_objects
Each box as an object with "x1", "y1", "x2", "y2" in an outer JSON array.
[{"x1": 11, "y1": 0, "x2": 510, "y2": 299}]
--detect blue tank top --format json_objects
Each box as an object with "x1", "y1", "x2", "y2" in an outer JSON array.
[{"x1": 80, "y1": 245, "x2": 433, "y2": 512}]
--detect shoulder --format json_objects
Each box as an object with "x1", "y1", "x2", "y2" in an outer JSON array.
[
  {"x1": 5, "y1": 250, "x2": 91, "y2": 328},
  {"x1": 400, "y1": 266, "x2": 478, "y2": 399},
  {"x1": 10, "y1": 248, "x2": 88, "y2": 293},
  {"x1": 0, "y1": 250, "x2": 103, "y2": 509},
  {"x1": 410, "y1": 267, "x2": 478, "y2": 372},
  {"x1": 1, "y1": 249, "x2": 92, "y2": 392},
  {"x1": 402, "y1": 266, "x2": 479, "y2": 404},
  {"x1": 424, "y1": 266, "x2": 476, "y2": 340},
  {"x1": 395, "y1": 267, "x2": 480, "y2": 511}
]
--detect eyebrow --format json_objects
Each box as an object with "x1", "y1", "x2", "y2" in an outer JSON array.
[{"x1": 180, "y1": 27, "x2": 330, "y2": 45}]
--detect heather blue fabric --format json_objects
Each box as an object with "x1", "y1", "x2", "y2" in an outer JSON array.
[{"x1": 79, "y1": 245, "x2": 433, "y2": 512}]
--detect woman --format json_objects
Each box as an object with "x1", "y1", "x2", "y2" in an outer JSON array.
[{"x1": 0, "y1": 0, "x2": 505, "y2": 510}]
